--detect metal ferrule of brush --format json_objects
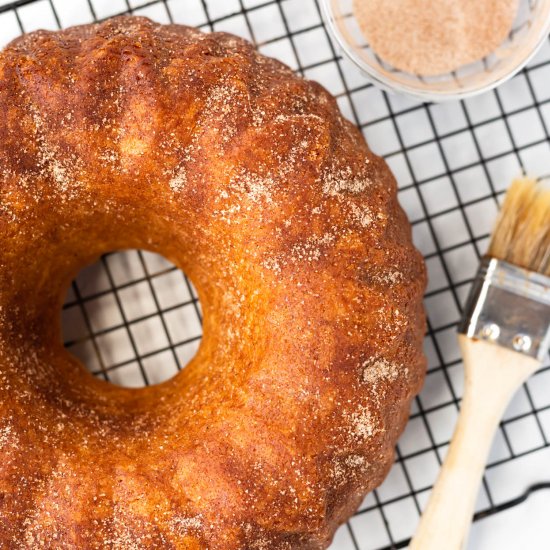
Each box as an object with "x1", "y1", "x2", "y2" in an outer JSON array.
[{"x1": 458, "y1": 257, "x2": 550, "y2": 361}]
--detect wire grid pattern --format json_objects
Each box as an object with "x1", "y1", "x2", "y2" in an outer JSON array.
[{"x1": 1, "y1": 0, "x2": 550, "y2": 548}]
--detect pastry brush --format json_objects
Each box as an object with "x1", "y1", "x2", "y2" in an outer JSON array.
[{"x1": 410, "y1": 177, "x2": 550, "y2": 550}]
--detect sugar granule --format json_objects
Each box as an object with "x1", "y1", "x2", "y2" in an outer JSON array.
[{"x1": 353, "y1": 0, "x2": 519, "y2": 76}]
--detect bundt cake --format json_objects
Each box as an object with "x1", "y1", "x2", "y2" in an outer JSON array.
[{"x1": 0, "y1": 16, "x2": 426, "y2": 549}]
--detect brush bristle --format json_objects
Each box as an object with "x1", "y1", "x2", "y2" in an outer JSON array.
[{"x1": 488, "y1": 177, "x2": 550, "y2": 276}]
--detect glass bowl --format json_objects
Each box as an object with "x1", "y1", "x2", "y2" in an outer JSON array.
[{"x1": 320, "y1": 0, "x2": 550, "y2": 102}]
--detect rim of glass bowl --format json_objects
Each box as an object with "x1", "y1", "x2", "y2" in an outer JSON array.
[{"x1": 320, "y1": 0, "x2": 550, "y2": 102}]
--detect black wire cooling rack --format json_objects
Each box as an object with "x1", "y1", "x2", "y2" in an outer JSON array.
[{"x1": 2, "y1": 0, "x2": 550, "y2": 548}]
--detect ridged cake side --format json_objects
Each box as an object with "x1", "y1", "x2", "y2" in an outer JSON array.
[{"x1": 0, "y1": 17, "x2": 426, "y2": 549}]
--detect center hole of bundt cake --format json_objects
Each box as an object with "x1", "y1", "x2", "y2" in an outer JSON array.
[{"x1": 61, "y1": 250, "x2": 202, "y2": 387}]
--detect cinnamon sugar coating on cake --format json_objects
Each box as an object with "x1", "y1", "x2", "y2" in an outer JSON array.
[{"x1": 0, "y1": 17, "x2": 426, "y2": 549}]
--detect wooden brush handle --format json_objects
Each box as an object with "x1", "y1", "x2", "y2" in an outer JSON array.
[{"x1": 409, "y1": 335, "x2": 540, "y2": 550}]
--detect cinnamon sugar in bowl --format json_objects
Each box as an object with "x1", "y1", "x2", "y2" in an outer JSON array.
[{"x1": 321, "y1": 0, "x2": 550, "y2": 101}]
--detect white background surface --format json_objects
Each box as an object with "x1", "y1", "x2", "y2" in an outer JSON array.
[{"x1": 1, "y1": 0, "x2": 550, "y2": 548}]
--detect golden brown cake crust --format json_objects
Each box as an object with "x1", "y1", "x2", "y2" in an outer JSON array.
[{"x1": 0, "y1": 16, "x2": 426, "y2": 549}]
